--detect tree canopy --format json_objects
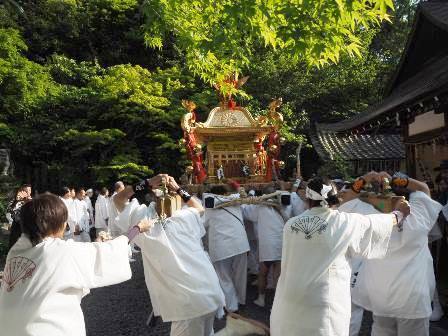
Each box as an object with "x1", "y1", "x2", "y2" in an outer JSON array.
[{"x1": 0, "y1": 0, "x2": 417, "y2": 190}]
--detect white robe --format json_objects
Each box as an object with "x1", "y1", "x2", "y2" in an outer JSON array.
[
  {"x1": 117, "y1": 202, "x2": 225, "y2": 322},
  {"x1": 242, "y1": 204, "x2": 290, "y2": 262},
  {"x1": 203, "y1": 193, "x2": 250, "y2": 262},
  {"x1": 84, "y1": 196, "x2": 94, "y2": 227},
  {"x1": 338, "y1": 198, "x2": 381, "y2": 336},
  {"x1": 94, "y1": 194, "x2": 109, "y2": 229},
  {"x1": 73, "y1": 199, "x2": 90, "y2": 232},
  {"x1": 60, "y1": 197, "x2": 76, "y2": 235},
  {"x1": 271, "y1": 206, "x2": 394, "y2": 336},
  {"x1": 0, "y1": 235, "x2": 131, "y2": 336},
  {"x1": 352, "y1": 191, "x2": 443, "y2": 319}
]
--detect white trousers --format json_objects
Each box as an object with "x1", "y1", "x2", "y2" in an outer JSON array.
[
  {"x1": 372, "y1": 315, "x2": 429, "y2": 336},
  {"x1": 214, "y1": 253, "x2": 247, "y2": 312},
  {"x1": 349, "y1": 303, "x2": 364, "y2": 336},
  {"x1": 73, "y1": 231, "x2": 91, "y2": 242},
  {"x1": 170, "y1": 311, "x2": 215, "y2": 336}
]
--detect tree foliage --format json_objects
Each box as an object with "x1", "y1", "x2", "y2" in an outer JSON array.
[
  {"x1": 142, "y1": 0, "x2": 395, "y2": 85},
  {"x1": 0, "y1": 0, "x2": 417, "y2": 188}
]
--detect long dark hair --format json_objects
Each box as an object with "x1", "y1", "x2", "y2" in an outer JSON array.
[{"x1": 20, "y1": 193, "x2": 68, "y2": 246}]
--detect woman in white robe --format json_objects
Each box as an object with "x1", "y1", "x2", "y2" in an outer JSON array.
[
  {"x1": 270, "y1": 174, "x2": 409, "y2": 336},
  {"x1": 0, "y1": 193, "x2": 152, "y2": 336}
]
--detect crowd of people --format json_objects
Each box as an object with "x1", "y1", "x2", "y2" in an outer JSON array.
[{"x1": 0, "y1": 170, "x2": 447, "y2": 336}]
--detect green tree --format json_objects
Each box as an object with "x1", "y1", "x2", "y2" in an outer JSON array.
[{"x1": 142, "y1": 0, "x2": 395, "y2": 86}]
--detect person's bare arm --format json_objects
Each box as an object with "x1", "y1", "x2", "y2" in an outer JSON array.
[{"x1": 379, "y1": 171, "x2": 430, "y2": 196}]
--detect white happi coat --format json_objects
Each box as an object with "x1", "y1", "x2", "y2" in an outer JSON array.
[
  {"x1": 60, "y1": 197, "x2": 76, "y2": 234},
  {"x1": 73, "y1": 198, "x2": 90, "y2": 232},
  {"x1": 117, "y1": 201, "x2": 225, "y2": 322},
  {"x1": 291, "y1": 192, "x2": 307, "y2": 216},
  {"x1": 271, "y1": 206, "x2": 394, "y2": 336},
  {"x1": 108, "y1": 193, "x2": 127, "y2": 237},
  {"x1": 242, "y1": 204, "x2": 291, "y2": 262},
  {"x1": 95, "y1": 194, "x2": 109, "y2": 229},
  {"x1": 0, "y1": 235, "x2": 131, "y2": 336},
  {"x1": 84, "y1": 196, "x2": 94, "y2": 226},
  {"x1": 352, "y1": 191, "x2": 443, "y2": 319},
  {"x1": 338, "y1": 198, "x2": 381, "y2": 291},
  {"x1": 203, "y1": 193, "x2": 250, "y2": 262}
]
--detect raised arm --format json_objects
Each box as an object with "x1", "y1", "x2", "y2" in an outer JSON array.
[{"x1": 167, "y1": 176, "x2": 204, "y2": 215}]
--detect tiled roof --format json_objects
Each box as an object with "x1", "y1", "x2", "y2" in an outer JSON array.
[{"x1": 310, "y1": 128, "x2": 405, "y2": 161}]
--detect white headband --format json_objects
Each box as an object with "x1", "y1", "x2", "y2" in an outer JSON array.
[{"x1": 305, "y1": 184, "x2": 333, "y2": 207}]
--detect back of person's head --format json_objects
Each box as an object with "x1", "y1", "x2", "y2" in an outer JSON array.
[
  {"x1": 114, "y1": 181, "x2": 124, "y2": 192},
  {"x1": 262, "y1": 185, "x2": 276, "y2": 195},
  {"x1": 306, "y1": 176, "x2": 337, "y2": 208},
  {"x1": 20, "y1": 193, "x2": 68, "y2": 246},
  {"x1": 60, "y1": 186, "x2": 70, "y2": 197},
  {"x1": 210, "y1": 185, "x2": 227, "y2": 195},
  {"x1": 100, "y1": 187, "x2": 109, "y2": 196}
]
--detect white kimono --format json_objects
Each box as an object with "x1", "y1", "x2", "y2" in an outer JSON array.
[
  {"x1": 73, "y1": 199, "x2": 90, "y2": 232},
  {"x1": 352, "y1": 191, "x2": 443, "y2": 319},
  {"x1": 108, "y1": 193, "x2": 126, "y2": 237},
  {"x1": 117, "y1": 202, "x2": 225, "y2": 322},
  {"x1": 242, "y1": 204, "x2": 290, "y2": 262},
  {"x1": 271, "y1": 206, "x2": 394, "y2": 336},
  {"x1": 338, "y1": 198, "x2": 381, "y2": 336},
  {"x1": 84, "y1": 196, "x2": 94, "y2": 227},
  {"x1": 203, "y1": 193, "x2": 250, "y2": 262},
  {"x1": 0, "y1": 235, "x2": 131, "y2": 336},
  {"x1": 95, "y1": 194, "x2": 109, "y2": 229},
  {"x1": 60, "y1": 197, "x2": 76, "y2": 237}
]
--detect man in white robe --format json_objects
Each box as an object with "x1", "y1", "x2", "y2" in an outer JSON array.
[
  {"x1": 84, "y1": 188, "x2": 94, "y2": 228},
  {"x1": 95, "y1": 187, "x2": 110, "y2": 238},
  {"x1": 203, "y1": 189, "x2": 250, "y2": 313},
  {"x1": 114, "y1": 176, "x2": 226, "y2": 336},
  {"x1": 270, "y1": 173, "x2": 409, "y2": 336},
  {"x1": 352, "y1": 174, "x2": 443, "y2": 336},
  {"x1": 242, "y1": 189, "x2": 295, "y2": 307},
  {"x1": 59, "y1": 186, "x2": 76, "y2": 240},
  {"x1": 338, "y1": 186, "x2": 382, "y2": 336},
  {"x1": 73, "y1": 188, "x2": 91, "y2": 242},
  {"x1": 108, "y1": 181, "x2": 126, "y2": 238}
]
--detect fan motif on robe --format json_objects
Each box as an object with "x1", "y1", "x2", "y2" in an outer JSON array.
[
  {"x1": 290, "y1": 215, "x2": 328, "y2": 239},
  {"x1": 2, "y1": 256, "x2": 36, "y2": 292}
]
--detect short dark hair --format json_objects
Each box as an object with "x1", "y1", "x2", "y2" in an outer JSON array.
[
  {"x1": 306, "y1": 176, "x2": 339, "y2": 208},
  {"x1": 75, "y1": 187, "x2": 85, "y2": 194},
  {"x1": 210, "y1": 185, "x2": 227, "y2": 195},
  {"x1": 100, "y1": 187, "x2": 108, "y2": 196},
  {"x1": 60, "y1": 186, "x2": 70, "y2": 197},
  {"x1": 20, "y1": 193, "x2": 68, "y2": 246}
]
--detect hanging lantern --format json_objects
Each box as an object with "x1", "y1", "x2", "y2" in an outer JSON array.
[
  {"x1": 279, "y1": 137, "x2": 286, "y2": 145},
  {"x1": 269, "y1": 144, "x2": 278, "y2": 153},
  {"x1": 186, "y1": 166, "x2": 194, "y2": 173},
  {"x1": 278, "y1": 161, "x2": 286, "y2": 169}
]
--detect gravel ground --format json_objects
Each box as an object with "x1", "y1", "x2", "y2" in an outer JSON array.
[{"x1": 82, "y1": 253, "x2": 448, "y2": 336}]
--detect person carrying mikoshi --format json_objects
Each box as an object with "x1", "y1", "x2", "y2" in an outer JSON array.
[
  {"x1": 351, "y1": 172, "x2": 443, "y2": 336},
  {"x1": 0, "y1": 193, "x2": 154, "y2": 336},
  {"x1": 203, "y1": 184, "x2": 250, "y2": 313},
  {"x1": 114, "y1": 175, "x2": 225, "y2": 336},
  {"x1": 242, "y1": 184, "x2": 297, "y2": 308},
  {"x1": 337, "y1": 180, "x2": 384, "y2": 336},
  {"x1": 270, "y1": 172, "x2": 410, "y2": 336}
]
